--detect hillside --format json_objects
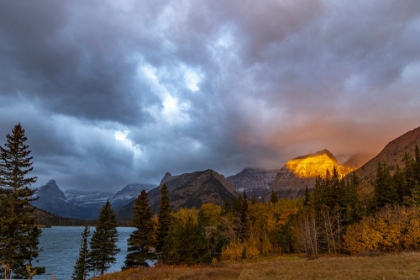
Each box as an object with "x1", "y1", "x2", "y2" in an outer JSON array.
[
  {"x1": 116, "y1": 169, "x2": 237, "y2": 219},
  {"x1": 33, "y1": 207, "x2": 88, "y2": 227},
  {"x1": 351, "y1": 126, "x2": 420, "y2": 182},
  {"x1": 111, "y1": 183, "x2": 156, "y2": 210}
]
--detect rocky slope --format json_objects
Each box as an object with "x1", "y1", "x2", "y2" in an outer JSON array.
[
  {"x1": 351, "y1": 125, "x2": 420, "y2": 182},
  {"x1": 227, "y1": 168, "x2": 279, "y2": 196},
  {"x1": 342, "y1": 153, "x2": 372, "y2": 169},
  {"x1": 271, "y1": 150, "x2": 354, "y2": 199},
  {"x1": 117, "y1": 169, "x2": 238, "y2": 219},
  {"x1": 111, "y1": 183, "x2": 156, "y2": 210}
]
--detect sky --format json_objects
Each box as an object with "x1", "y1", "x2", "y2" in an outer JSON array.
[{"x1": 1, "y1": 0, "x2": 420, "y2": 192}]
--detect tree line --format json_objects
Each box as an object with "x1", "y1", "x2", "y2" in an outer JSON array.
[
  {"x1": 4, "y1": 123, "x2": 420, "y2": 278},
  {"x1": 72, "y1": 145, "x2": 420, "y2": 279},
  {"x1": 86, "y1": 147, "x2": 420, "y2": 277}
]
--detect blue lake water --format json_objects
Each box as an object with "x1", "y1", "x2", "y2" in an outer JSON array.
[{"x1": 32, "y1": 226, "x2": 135, "y2": 280}]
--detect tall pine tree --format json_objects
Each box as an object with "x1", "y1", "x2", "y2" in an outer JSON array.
[
  {"x1": 0, "y1": 124, "x2": 44, "y2": 279},
  {"x1": 12, "y1": 226, "x2": 45, "y2": 279},
  {"x1": 270, "y1": 190, "x2": 279, "y2": 203},
  {"x1": 239, "y1": 192, "x2": 249, "y2": 242},
  {"x1": 123, "y1": 190, "x2": 155, "y2": 269},
  {"x1": 72, "y1": 225, "x2": 91, "y2": 280},
  {"x1": 374, "y1": 163, "x2": 398, "y2": 209},
  {"x1": 164, "y1": 214, "x2": 211, "y2": 265},
  {"x1": 156, "y1": 184, "x2": 172, "y2": 262},
  {"x1": 88, "y1": 201, "x2": 120, "y2": 276}
]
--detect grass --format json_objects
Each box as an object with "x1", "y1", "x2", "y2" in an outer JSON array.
[{"x1": 94, "y1": 252, "x2": 420, "y2": 280}]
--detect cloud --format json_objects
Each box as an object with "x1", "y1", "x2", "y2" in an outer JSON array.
[{"x1": 0, "y1": 0, "x2": 420, "y2": 192}]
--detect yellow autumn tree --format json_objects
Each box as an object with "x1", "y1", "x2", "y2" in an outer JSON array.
[{"x1": 344, "y1": 206, "x2": 420, "y2": 254}]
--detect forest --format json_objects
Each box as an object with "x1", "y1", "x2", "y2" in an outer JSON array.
[
  {"x1": 2, "y1": 122, "x2": 420, "y2": 279},
  {"x1": 150, "y1": 145, "x2": 420, "y2": 264},
  {"x1": 71, "y1": 145, "x2": 420, "y2": 280}
]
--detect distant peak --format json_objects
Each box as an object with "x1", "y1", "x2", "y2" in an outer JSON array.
[
  {"x1": 286, "y1": 150, "x2": 353, "y2": 178},
  {"x1": 37, "y1": 180, "x2": 67, "y2": 200},
  {"x1": 294, "y1": 149, "x2": 336, "y2": 161},
  {"x1": 315, "y1": 149, "x2": 335, "y2": 157},
  {"x1": 160, "y1": 172, "x2": 174, "y2": 186}
]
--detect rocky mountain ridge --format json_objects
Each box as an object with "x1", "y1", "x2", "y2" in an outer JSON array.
[
  {"x1": 351, "y1": 126, "x2": 420, "y2": 182},
  {"x1": 117, "y1": 169, "x2": 238, "y2": 219},
  {"x1": 270, "y1": 149, "x2": 356, "y2": 199},
  {"x1": 64, "y1": 190, "x2": 113, "y2": 209},
  {"x1": 31, "y1": 125, "x2": 420, "y2": 220},
  {"x1": 111, "y1": 183, "x2": 156, "y2": 210},
  {"x1": 31, "y1": 180, "x2": 93, "y2": 220},
  {"x1": 227, "y1": 168, "x2": 279, "y2": 197},
  {"x1": 31, "y1": 180, "x2": 156, "y2": 220}
]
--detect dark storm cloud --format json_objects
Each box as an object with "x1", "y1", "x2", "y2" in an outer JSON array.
[{"x1": 1, "y1": 0, "x2": 420, "y2": 192}]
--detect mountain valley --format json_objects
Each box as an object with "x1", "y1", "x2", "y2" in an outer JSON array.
[
  {"x1": 31, "y1": 181, "x2": 156, "y2": 220},
  {"x1": 31, "y1": 125, "x2": 420, "y2": 221}
]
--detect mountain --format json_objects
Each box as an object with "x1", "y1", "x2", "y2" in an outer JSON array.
[
  {"x1": 271, "y1": 149, "x2": 354, "y2": 198},
  {"x1": 227, "y1": 168, "x2": 279, "y2": 196},
  {"x1": 65, "y1": 184, "x2": 155, "y2": 213},
  {"x1": 32, "y1": 180, "x2": 156, "y2": 220},
  {"x1": 64, "y1": 190, "x2": 113, "y2": 218},
  {"x1": 117, "y1": 169, "x2": 238, "y2": 220},
  {"x1": 342, "y1": 153, "x2": 372, "y2": 169},
  {"x1": 31, "y1": 180, "x2": 95, "y2": 220},
  {"x1": 65, "y1": 190, "x2": 113, "y2": 209},
  {"x1": 352, "y1": 126, "x2": 420, "y2": 182},
  {"x1": 111, "y1": 183, "x2": 156, "y2": 210}
]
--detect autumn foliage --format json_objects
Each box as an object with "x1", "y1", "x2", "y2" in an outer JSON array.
[
  {"x1": 344, "y1": 206, "x2": 420, "y2": 254},
  {"x1": 106, "y1": 145, "x2": 420, "y2": 269}
]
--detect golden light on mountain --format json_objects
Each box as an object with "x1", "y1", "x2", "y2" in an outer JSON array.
[{"x1": 285, "y1": 149, "x2": 354, "y2": 179}]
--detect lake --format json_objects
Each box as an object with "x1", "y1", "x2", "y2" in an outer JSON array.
[{"x1": 31, "y1": 226, "x2": 135, "y2": 280}]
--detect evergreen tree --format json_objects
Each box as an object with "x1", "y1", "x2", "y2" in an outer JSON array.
[
  {"x1": 403, "y1": 153, "x2": 416, "y2": 196},
  {"x1": 312, "y1": 175, "x2": 324, "y2": 210},
  {"x1": 415, "y1": 145, "x2": 420, "y2": 183},
  {"x1": 239, "y1": 192, "x2": 249, "y2": 242},
  {"x1": 88, "y1": 201, "x2": 120, "y2": 276},
  {"x1": 270, "y1": 190, "x2": 279, "y2": 203},
  {"x1": 12, "y1": 226, "x2": 45, "y2": 279},
  {"x1": 0, "y1": 124, "x2": 44, "y2": 279},
  {"x1": 164, "y1": 215, "x2": 211, "y2": 265},
  {"x1": 156, "y1": 184, "x2": 172, "y2": 261},
  {"x1": 393, "y1": 164, "x2": 408, "y2": 203},
  {"x1": 123, "y1": 190, "x2": 155, "y2": 269},
  {"x1": 232, "y1": 194, "x2": 243, "y2": 212},
  {"x1": 72, "y1": 225, "x2": 90, "y2": 280},
  {"x1": 374, "y1": 163, "x2": 398, "y2": 209},
  {"x1": 221, "y1": 200, "x2": 231, "y2": 215},
  {"x1": 304, "y1": 185, "x2": 310, "y2": 206},
  {"x1": 344, "y1": 173, "x2": 363, "y2": 224},
  {"x1": 250, "y1": 194, "x2": 259, "y2": 205}
]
